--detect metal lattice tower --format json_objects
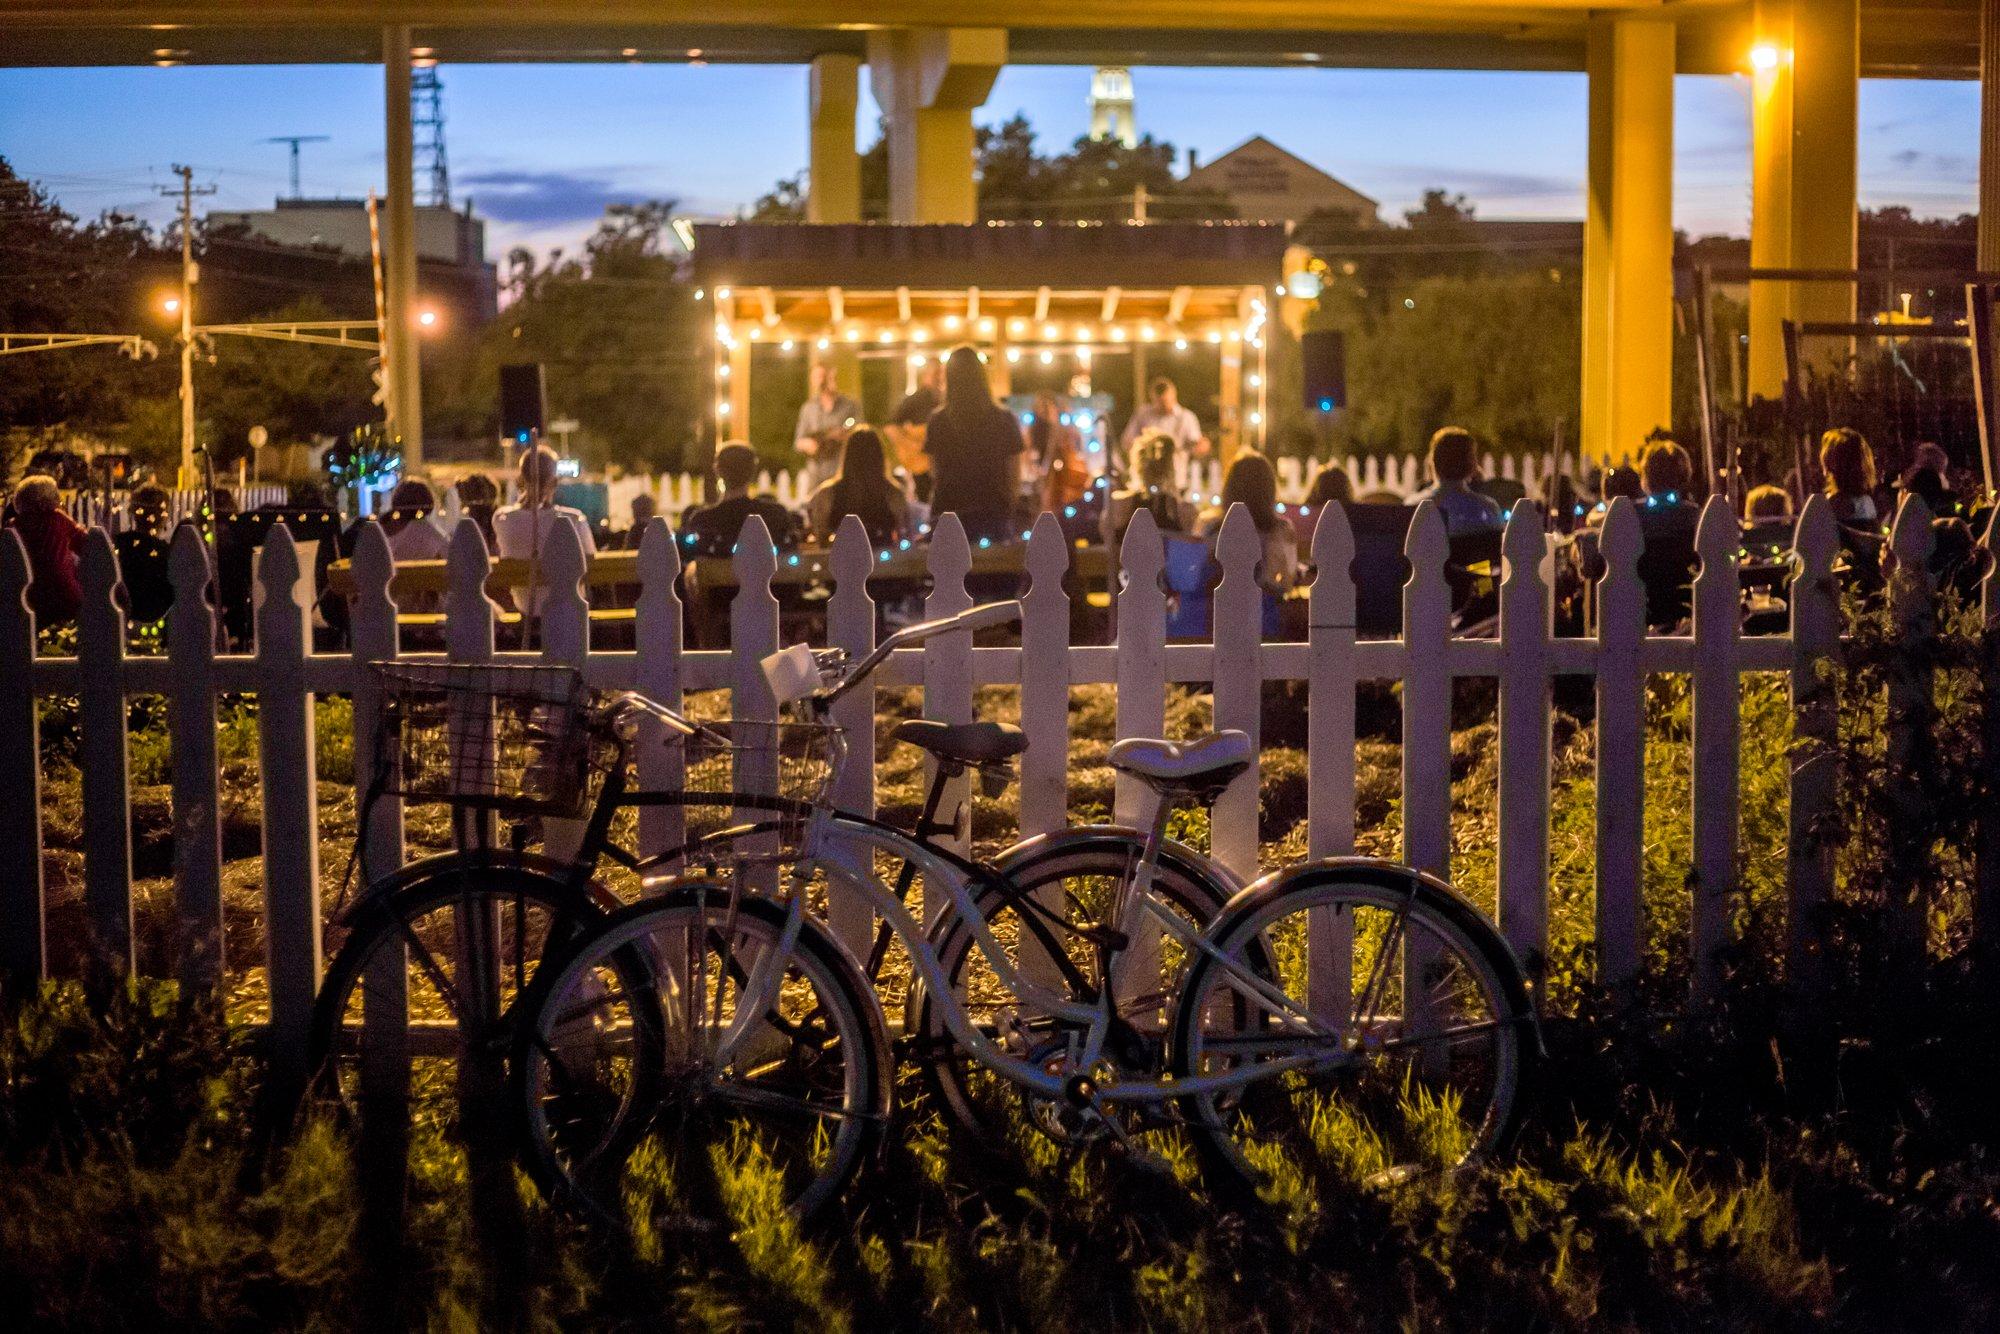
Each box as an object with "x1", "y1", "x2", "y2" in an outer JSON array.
[{"x1": 412, "y1": 63, "x2": 450, "y2": 207}]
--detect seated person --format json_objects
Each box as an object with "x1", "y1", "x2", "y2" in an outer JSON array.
[
  {"x1": 1194, "y1": 450, "x2": 1299, "y2": 593},
  {"x1": 9, "y1": 474, "x2": 86, "y2": 627},
  {"x1": 620, "y1": 492, "x2": 658, "y2": 550},
  {"x1": 1410, "y1": 426, "x2": 1504, "y2": 534},
  {"x1": 1287, "y1": 462, "x2": 1352, "y2": 545},
  {"x1": 494, "y1": 445, "x2": 598, "y2": 618},
  {"x1": 381, "y1": 478, "x2": 450, "y2": 563},
  {"x1": 680, "y1": 441, "x2": 803, "y2": 557},
  {"x1": 804, "y1": 427, "x2": 912, "y2": 546},
  {"x1": 1635, "y1": 439, "x2": 1700, "y2": 628},
  {"x1": 1107, "y1": 431, "x2": 1198, "y2": 547},
  {"x1": 1898, "y1": 444, "x2": 1957, "y2": 518},
  {"x1": 1820, "y1": 427, "x2": 1884, "y2": 530},
  {"x1": 1745, "y1": 484, "x2": 1793, "y2": 523},
  {"x1": 114, "y1": 484, "x2": 176, "y2": 625},
  {"x1": 454, "y1": 472, "x2": 501, "y2": 552}
]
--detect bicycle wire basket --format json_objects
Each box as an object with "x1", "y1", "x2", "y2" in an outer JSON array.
[
  {"x1": 675, "y1": 717, "x2": 844, "y2": 856},
  {"x1": 369, "y1": 661, "x2": 604, "y2": 819}
]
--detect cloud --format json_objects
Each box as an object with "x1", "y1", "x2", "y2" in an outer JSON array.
[
  {"x1": 455, "y1": 168, "x2": 636, "y2": 224},
  {"x1": 1362, "y1": 163, "x2": 1578, "y2": 204},
  {"x1": 1885, "y1": 149, "x2": 1975, "y2": 178}
]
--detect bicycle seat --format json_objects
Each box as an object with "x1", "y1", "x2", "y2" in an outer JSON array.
[
  {"x1": 1107, "y1": 731, "x2": 1254, "y2": 791},
  {"x1": 892, "y1": 719, "x2": 1029, "y2": 766}
]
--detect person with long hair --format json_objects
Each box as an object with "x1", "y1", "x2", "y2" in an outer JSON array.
[
  {"x1": 1194, "y1": 450, "x2": 1298, "y2": 592},
  {"x1": 1819, "y1": 427, "x2": 1881, "y2": 528},
  {"x1": 923, "y1": 345, "x2": 1024, "y2": 541},
  {"x1": 1108, "y1": 430, "x2": 1197, "y2": 545},
  {"x1": 805, "y1": 426, "x2": 912, "y2": 545}
]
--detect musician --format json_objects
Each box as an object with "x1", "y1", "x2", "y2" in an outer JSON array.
[
  {"x1": 883, "y1": 358, "x2": 945, "y2": 503},
  {"x1": 794, "y1": 361, "x2": 861, "y2": 491}
]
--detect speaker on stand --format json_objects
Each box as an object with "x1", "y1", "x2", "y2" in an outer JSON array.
[{"x1": 499, "y1": 362, "x2": 547, "y2": 447}]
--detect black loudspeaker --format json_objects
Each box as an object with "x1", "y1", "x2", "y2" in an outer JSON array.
[
  {"x1": 499, "y1": 363, "x2": 547, "y2": 443},
  {"x1": 1301, "y1": 329, "x2": 1347, "y2": 413}
]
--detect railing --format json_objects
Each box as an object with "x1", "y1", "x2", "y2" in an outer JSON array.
[
  {"x1": 3, "y1": 491, "x2": 1991, "y2": 1094},
  {"x1": 64, "y1": 485, "x2": 289, "y2": 532}
]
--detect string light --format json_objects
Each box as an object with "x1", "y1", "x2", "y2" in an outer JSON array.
[
  {"x1": 1206, "y1": 331, "x2": 1223, "y2": 344},
  {"x1": 1008, "y1": 318, "x2": 1027, "y2": 336},
  {"x1": 845, "y1": 326, "x2": 862, "y2": 342},
  {"x1": 1174, "y1": 337, "x2": 1189, "y2": 351},
  {"x1": 715, "y1": 287, "x2": 732, "y2": 300},
  {"x1": 816, "y1": 337, "x2": 831, "y2": 351},
  {"x1": 943, "y1": 315, "x2": 962, "y2": 332},
  {"x1": 1006, "y1": 348, "x2": 1022, "y2": 363},
  {"x1": 1247, "y1": 373, "x2": 1262, "y2": 389},
  {"x1": 1041, "y1": 323, "x2": 1059, "y2": 340},
  {"x1": 909, "y1": 327, "x2": 929, "y2": 344},
  {"x1": 1038, "y1": 349, "x2": 1055, "y2": 365},
  {"x1": 779, "y1": 338, "x2": 795, "y2": 352},
  {"x1": 717, "y1": 362, "x2": 731, "y2": 379},
  {"x1": 876, "y1": 330, "x2": 895, "y2": 344},
  {"x1": 908, "y1": 352, "x2": 927, "y2": 367},
  {"x1": 1110, "y1": 326, "x2": 1128, "y2": 342},
  {"x1": 978, "y1": 317, "x2": 997, "y2": 335},
  {"x1": 1140, "y1": 324, "x2": 1156, "y2": 341},
  {"x1": 717, "y1": 401, "x2": 732, "y2": 416}
]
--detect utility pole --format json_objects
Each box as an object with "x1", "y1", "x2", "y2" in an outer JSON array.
[{"x1": 160, "y1": 164, "x2": 216, "y2": 487}]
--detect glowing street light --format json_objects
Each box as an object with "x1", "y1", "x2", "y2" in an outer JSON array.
[{"x1": 1749, "y1": 43, "x2": 1782, "y2": 72}]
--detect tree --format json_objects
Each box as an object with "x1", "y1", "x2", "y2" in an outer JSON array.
[
  {"x1": 749, "y1": 116, "x2": 1232, "y2": 224},
  {"x1": 425, "y1": 201, "x2": 707, "y2": 473},
  {"x1": 0, "y1": 157, "x2": 174, "y2": 442}
]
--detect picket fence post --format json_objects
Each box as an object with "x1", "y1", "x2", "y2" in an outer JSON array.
[
  {"x1": 1884, "y1": 494, "x2": 1937, "y2": 986},
  {"x1": 1594, "y1": 498, "x2": 1646, "y2": 990},
  {"x1": 730, "y1": 516, "x2": 781, "y2": 877},
  {"x1": 254, "y1": 525, "x2": 321, "y2": 1094},
  {"x1": 922, "y1": 516, "x2": 975, "y2": 920},
  {"x1": 1306, "y1": 502, "x2": 1358, "y2": 1019},
  {"x1": 537, "y1": 520, "x2": 591, "y2": 864},
  {"x1": 1496, "y1": 501, "x2": 1552, "y2": 972},
  {"x1": 1402, "y1": 502, "x2": 1452, "y2": 881},
  {"x1": 1785, "y1": 498, "x2": 1841, "y2": 1002},
  {"x1": 1113, "y1": 508, "x2": 1167, "y2": 827},
  {"x1": 1978, "y1": 508, "x2": 2000, "y2": 980},
  {"x1": 1018, "y1": 513, "x2": 1071, "y2": 840},
  {"x1": 1689, "y1": 496, "x2": 1742, "y2": 1001},
  {"x1": 1210, "y1": 504, "x2": 1264, "y2": 880},
  {"x1": 824, "y1": 519, "x2": 876, "y2": 952},
  {"x1": 168, "y1": 526, "x2": 225, "y2": 990},
  {"x1": 634, "y1": 518, "x2": 686, "y2": 865},
  {"x1": 0, "y1": 533, "x2": 45, "y2": 982},
  {"x1": 78, "y1": 530, "x2": 135, "y2": 976}
]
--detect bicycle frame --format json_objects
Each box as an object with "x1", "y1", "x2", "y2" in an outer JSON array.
[{"x1": 708, "y1": 805, "x2": 1343, "y2": 1108}]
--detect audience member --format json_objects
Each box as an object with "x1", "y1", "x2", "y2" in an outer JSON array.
[
  {"x1": 621, "y1": 492, "x2": 659, "y2": 550},
  {"x1": 794, "y1": 361, "x2": 862, "y2": 491},
  {"x1": 381, "y1": 479, "x2": 450, "y2": 562},
  {"x1": 494, "y1": 445, "x2": 598, "y2": 618},
  {"x1": 1542, "y1": 472, "x2": 1583, "y2": 535},
  {"x1": 1898, "y1": 443, "x2": 1957, "y2": 517},
  {"x1": 209, "y1": 487, "x2": 239, "y2": 520},
  {"x1": 1120, "y1": 376, "x2": 1208, "y2": 458},
  {"x1": 114, "y1": 484, "x2": 175, "y2": 625},
  {"x1": 1820, "y1": 427, "x2": 1882, "y2": 528},
  {"x1": 8, "y1": 475, "x2": 86, "y2": 626},
  {"x1": 681, "y1": 441, "x2": 803, "y2": 557},
  {"x1": 805, "y1": 426, "x2": 912, "y2": 545},
  {"x1": 1411, "y1": 427, "x2": 1504, "y2": 533},
  {"x1": 1635, "y1": 440, "x2": 1700, "y2": 628},
  {"x1": 1745, "y1": 485, "x2": 1794, "y2": 522},
  {"x1": 1107, "y1": 431, "x2": 1197, "y2": 546},
  {"x1": 1028, "y1": 392, "x2": 1091, "y2": 514},
  {"x1": 1303, "y1": 463, "x2": 1354, "y2": 510},
  {"x1": 1195, "y1": 450, "x2": 1298, "y2": 592},
  {"x1": 924, "y1": 346, "x2": 1025, "y2": 541},
  {"x1": 451, "y1": 472, "x2": 500, "y2": 551}
]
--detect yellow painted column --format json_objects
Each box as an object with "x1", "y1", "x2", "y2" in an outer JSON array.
[
  {"x1": 383, "y1": 26, "x2": 424, "y2": 462},
  {"x1": 808, "y1": 54, "x2": 861, "y2": 224},
  {"x1": 1748, "y1": 0, "x2": 1857, "y2": 396},
  {"x1": 1983, "y1": 0, "x2": 2000, "y2": 271},
  {"x1": 1581, "y1": 15, "x2": 1676, "y2": 464},
  {"x1": 866, "y1": 28, "x2": 1005, "y2": 224}
]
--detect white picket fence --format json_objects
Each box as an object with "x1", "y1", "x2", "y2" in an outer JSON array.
[
  {"x1": 3, "y1": 490, "x2": 1988, "y2": 1090},
  {"x1": 65, "y1": 485, "x2": 289, "y2": 533},
  {"x1": 605, "y1": 449, "x2": 1581, "y2": 528}
]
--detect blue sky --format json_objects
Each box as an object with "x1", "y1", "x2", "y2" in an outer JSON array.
[{"x1": 0, "y1": 62, "x2": 1978, "y2": 260}]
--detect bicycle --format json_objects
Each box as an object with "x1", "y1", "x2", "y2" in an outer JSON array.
[
  {"x1": 509, "y1": 636, "x2": 1542, "y2": 1228},
  {"x1": 304, "y1": 602, "x2": 1241, "y2": 1149}
]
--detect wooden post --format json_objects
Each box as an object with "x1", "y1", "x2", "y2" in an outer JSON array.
[
  {"x1": 1401, "y1": 502, "x2": 1452, "y2": 882},
  {"x1": 1786, "y1": 498, "x2": 1841, "y2": 1002},
  {"x1": 922, "y1": 515, "x2": 975, "y2": 920},
  {"x1": 1884, "y1": 494, "x2": 1937, "y2": 988},
  {"x1": 1689, "y1": 496, "x2": 1743, "y2": 1001},
  {"x1": 1113, "y1": 509, "x2": 1168, "y2": 827},
  {"x1": 1210, "y1": 504, "x2": 1264, "y2": 881},
  {"x1": 1497, "y1": 501, "x2": 1553, "y2": 973},
  {"x1": 825, "y1": 518, "x2": 876, "y2": 953},
  {"x1": 635, "y1": 517, "x2": 687, "y2": 867},
  {"x1": 1306, "y1": 503, "x2": 1358, "y2": 1018}
]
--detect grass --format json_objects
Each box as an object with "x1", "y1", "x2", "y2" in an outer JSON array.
[{"x1": 13, "y1": 619, "x2": 2000, "y2": 1329}]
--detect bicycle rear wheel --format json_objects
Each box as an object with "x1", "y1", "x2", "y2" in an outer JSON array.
[
  {"x1": 513, "y1": 883, "x2": 891, "y2": 1230},
  {"x1": 1170, "y1": 866, "x2": 1538, "y2": 1197}
]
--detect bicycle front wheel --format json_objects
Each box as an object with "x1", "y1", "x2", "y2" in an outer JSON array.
[
  {"x1": 513, "y1": 883, "x2": 891, "y2": 1230},
  {"x1": 1170, "y1": 866, "x2": 1538, "y2": 1196}
]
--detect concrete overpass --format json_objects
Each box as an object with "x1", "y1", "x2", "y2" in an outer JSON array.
[{"x1": 2, "y1": 1, "x2": 1992, "y2": 463}]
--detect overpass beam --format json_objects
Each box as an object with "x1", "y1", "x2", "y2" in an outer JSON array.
[
  {"x1": 808, "y1": 54, "x2": 861, "y2": 223},
  {"x1": 867, "y1": 28, "x2": 1006, "y2": 224},
  {"x1": 1748, "y1": 0, "x2": 1858, "y2": 399},
  {"x1": 383, "y1": 27, "x2": 424, "y2": 463},
  {"x1": 1582, "y1": 15, "x2": 1676, "y2": 463}
]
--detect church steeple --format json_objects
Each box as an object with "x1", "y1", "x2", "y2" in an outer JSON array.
[{"x1": 1088, "y1": 67, "x2": 1136, "y2": 149}]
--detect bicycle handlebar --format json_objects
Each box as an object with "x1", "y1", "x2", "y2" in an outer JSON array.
[{"x1": 792, "y1": 604, "x2": 1016, "y2": 716}]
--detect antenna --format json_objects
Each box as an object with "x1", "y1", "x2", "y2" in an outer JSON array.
[{"x1": 264, "y1": 135, "x2": 329, "y2": 199}]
